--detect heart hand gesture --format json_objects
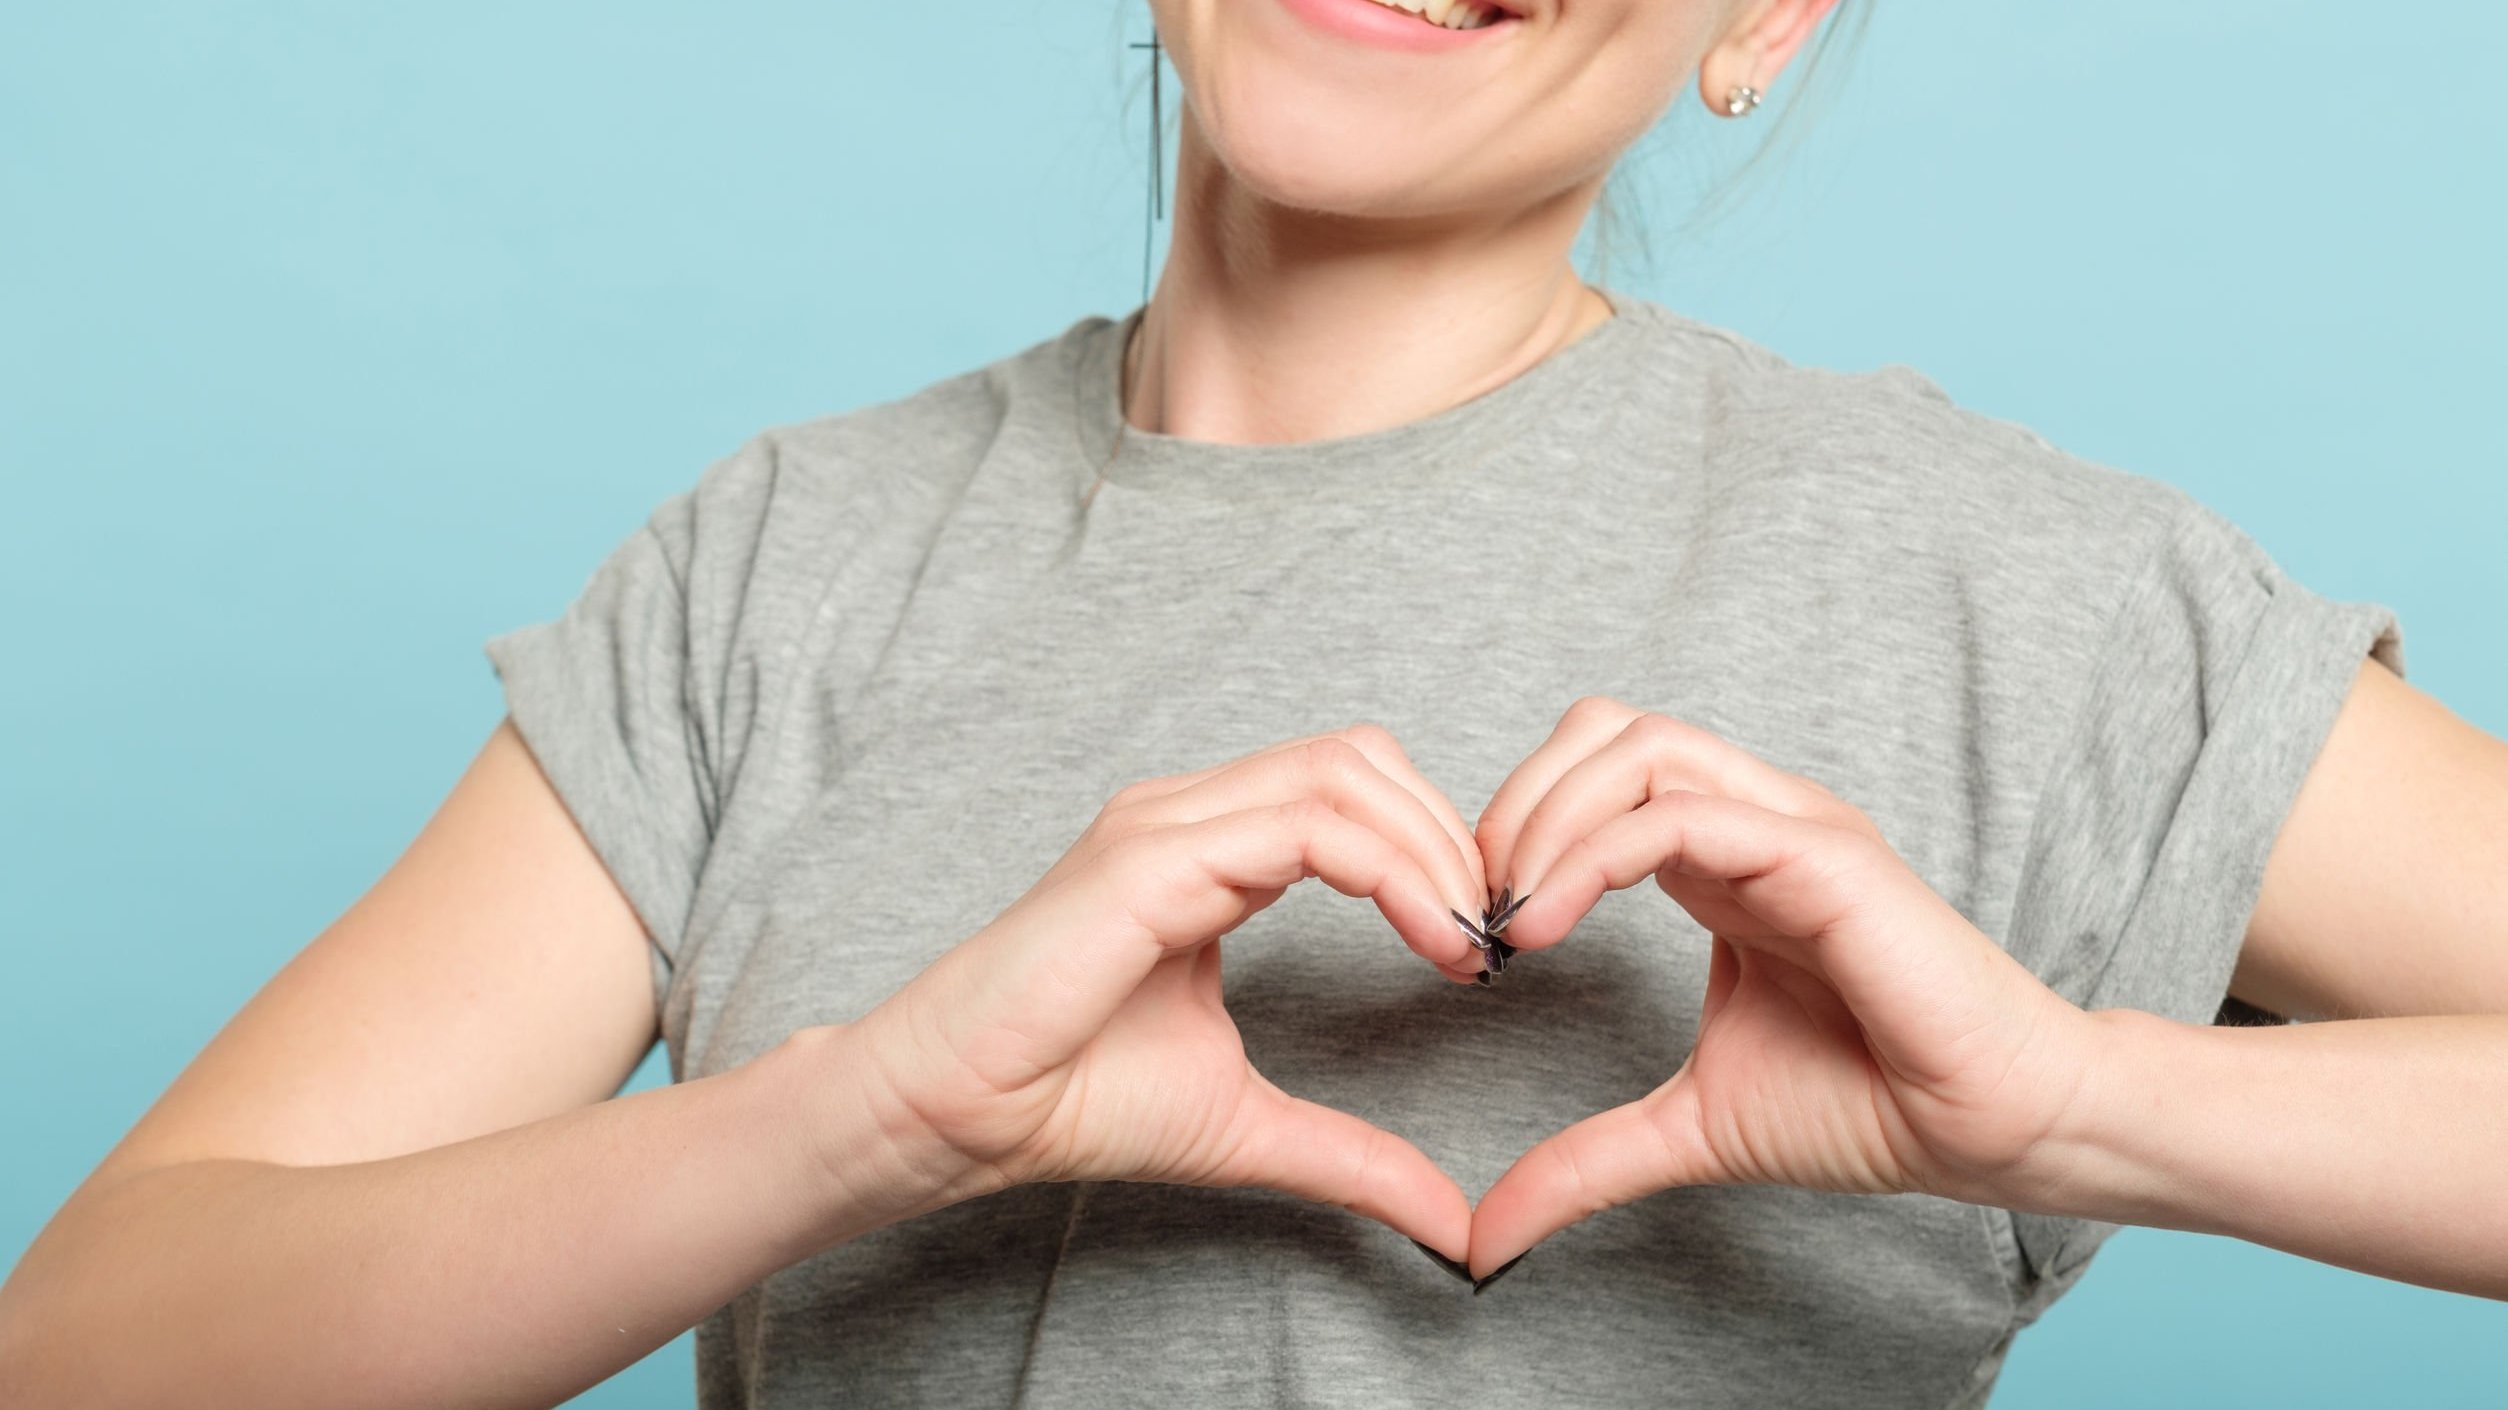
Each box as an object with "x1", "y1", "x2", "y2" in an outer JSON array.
[
  {"x1": 843, "y1": 726, "x2": 1492, "y2": 1260},
  {"x1": 1463, "y1": 698, "x2": 2100, "y2": 1277}
]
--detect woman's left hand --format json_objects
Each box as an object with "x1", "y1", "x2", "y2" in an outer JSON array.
[{"x1": 1465, "y1": 697, "x2": 2102, "y2": 1277}]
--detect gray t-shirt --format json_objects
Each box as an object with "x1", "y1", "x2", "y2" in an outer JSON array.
[{"x1": 485, "y1": 288, "x2": 2402, "y2": 1409}]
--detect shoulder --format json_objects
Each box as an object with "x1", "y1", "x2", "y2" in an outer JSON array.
[
  {"x1": 674, "y1": 320, "x2": 1082, "y2": 533},
  {"x1": 645, "y1": 315, "x2": 1094, "y2": 594},
  {"x1": 1619, "y1": 296, "x2": 2227, "y2": 625}
]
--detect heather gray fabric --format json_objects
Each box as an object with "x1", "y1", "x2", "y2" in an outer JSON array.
[{"x1": 484, "y1": 288, "x2": 2402, "y2": 1409}]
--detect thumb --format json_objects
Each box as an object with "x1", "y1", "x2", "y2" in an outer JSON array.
[
  {"x1": 1215, "y1": 1072, "x2": 1474, "y2": 1262},
  {"x1": 1468, "y1": 1067, "x2": 1725, "y2": 1277}
]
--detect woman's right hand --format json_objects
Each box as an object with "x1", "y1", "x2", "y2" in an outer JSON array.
[{"x1": 826, "y1": 724, "x2": 1492, "y2": 1259}]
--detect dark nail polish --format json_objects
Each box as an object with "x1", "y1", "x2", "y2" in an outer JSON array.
[
  {"x1": 1409, "y1": 1238, "x2": 1474, "y2": 1284},
  {"x1": 1471, "y1": 1252, "x2": 1527, "y2": 1295},
  {"x1": 1489, "y1": 887, "x2": 1531, "y2": 932}
]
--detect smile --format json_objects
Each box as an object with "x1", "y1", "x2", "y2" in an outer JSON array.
[
  {"x1": 1361, "y1": 0, "x2": 1506, "y2": 30},
  {"x1": 1275, "y1": 0, "x2": 1521, "y2": 50}
]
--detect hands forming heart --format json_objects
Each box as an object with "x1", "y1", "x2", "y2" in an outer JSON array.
[{"x1": 844, "y1": 696, "x2": 2103, "y2": 1287}]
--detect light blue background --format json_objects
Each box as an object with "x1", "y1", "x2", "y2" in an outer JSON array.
[{"x1": 4, "y1": 3, "x2": 2502, "y2": 1405}]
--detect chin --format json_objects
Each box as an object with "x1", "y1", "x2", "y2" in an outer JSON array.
[{"x1": 1191, "y1": 67, "x2": 1528, "y2": 221}]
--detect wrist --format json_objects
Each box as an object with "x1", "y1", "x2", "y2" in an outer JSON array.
[
  {"x1": 757, "y1": 1022, "x2": 1015, "y2": 1252},
  {"x1": 1995, "y1": 1005, "x2": 2203, "y2": 1229}
]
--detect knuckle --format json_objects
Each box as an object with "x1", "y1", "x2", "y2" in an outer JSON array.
[
  {"x1": 1098, "y1": 772, "x2": 1173, "y2": 827},
  {"x1": 1796, "y1": 778, "x2": 1860, "y2": 826},
  {"x1": 1563, "y1": 693, "x2": 1634, "y2": 728},
  {"x1": 1625, "y1": 710, "x2": 1701, "y2": 751},
  {"x1": 1629, "y1": 721, "x2": 1710, "y2": 790},
  {"x1": 1845, "y1": 801, "x2": 1889, "y2": 841},
  {"x1": 1273, "y1": 794, "x2": 1339, "y2": 833},
  {"x1": 1805, "y1": 828, "x2": 1889, "y2": 901},
  {"x1": 1088, "y1": 828, "x2": 1159, "y2": 888},
  {"x1": 1833, "y1": 803, "x2": 1886, "y2": 842},
  {"x1": 1294, "y1": 734, "x2": 1371, "y2": 786},
  {"x1": 1100, "y1": 775, "x2": 1166, "y2": 820},
  {"x1": 1340, "y1": 1127, "x2": 1384, "y2": 1208},
  {"x1": 1546, "y1": 1135, "x2": 1611, "y2": 1218},
  {"x1": 1332, "y1": 720, "x2": 1401, "y2": 756},
  {"x1": 1655, "y1": 782, "x2": 1711, "y2": 812},
  {"x1": 1088, "y1": 806, "x2": 1147, "y2": 848},
  {"x1": 1086, "y1": 831, "x2": 1207, "y2": 934}
]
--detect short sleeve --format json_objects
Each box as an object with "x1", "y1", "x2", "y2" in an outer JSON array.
[
  {"x1": 482, "y1": 443, "x2": 776, "y2": 1009},
  {"x1": 1998, "y1": 491, "x2": 2402, "y2": 1290}
]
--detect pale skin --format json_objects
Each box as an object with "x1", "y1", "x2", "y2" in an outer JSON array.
[{"x1": 4, "y1": 0, "x2": 2506, "y2": 1405}]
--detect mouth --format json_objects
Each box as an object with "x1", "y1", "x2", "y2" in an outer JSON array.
[
  {"x1": 1277, "y1": 0, "x2": 1524, "y2": 50},
  {"x1": 1362, "y1": 0, "x2": 1513, "y2": 30}
]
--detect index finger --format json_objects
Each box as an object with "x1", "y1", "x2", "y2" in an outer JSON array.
[{"x1": 1133, "y1": 725, "x2": 1490, "y2": 934}]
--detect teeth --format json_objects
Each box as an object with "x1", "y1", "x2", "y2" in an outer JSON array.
[{"x1": 1360, "y1": 0, "x2": 1504, "y2": 29}]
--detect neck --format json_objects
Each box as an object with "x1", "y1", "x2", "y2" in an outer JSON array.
[{"x1": 1123, "y1": 113, "x2": 1615, "y2": 445}]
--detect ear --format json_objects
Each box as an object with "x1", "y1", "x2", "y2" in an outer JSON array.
[{"x1": 1697, "y1": 0, "x2": 1845, "y2": 115}]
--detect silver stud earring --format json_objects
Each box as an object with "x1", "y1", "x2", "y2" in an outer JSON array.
[{"x1": 1724, "y1": 83, "x2": 1763, "y2": 117}]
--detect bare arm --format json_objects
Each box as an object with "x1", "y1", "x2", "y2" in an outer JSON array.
[
  {"x1": 2044, "y1": 1007, "x2": 2508, "y2": 1298},
  {"x1": 2236, "y1": 657, "x2": 2508, "y2": 1021},
  {"x1": 1459, "y1": 682, "x2": 2508, "y2": 1299},
  {"x1": 2026, "y1": 657, "x2": 2508, "y2": 1297},
  {"x1": 0, "y1": 722, "x2": 926, "y2": 1410},
  {"x1": 0, "y1": 719, "x2": 1490, "y2": 1408}
]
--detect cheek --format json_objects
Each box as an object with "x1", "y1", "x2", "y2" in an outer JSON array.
[
  {"x1": 1572, "y1": 50, "x2": 1705, "y2": 162},
  {"x1": 1568, "y1": 3, "x2": 1724, "y2": 141}
]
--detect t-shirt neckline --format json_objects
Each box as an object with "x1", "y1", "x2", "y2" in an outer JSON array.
[{"x1": 1067, "y1": 284, "x2": 1657, "y2": 498}]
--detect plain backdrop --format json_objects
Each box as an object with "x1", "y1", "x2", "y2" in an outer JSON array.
[{"x1": 4, "y1": 3, "x2": 2503, "y2": 1405}]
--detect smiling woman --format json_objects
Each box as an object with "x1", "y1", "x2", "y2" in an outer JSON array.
[{"x1": 2, "y1": 4, "x2": 2504, "y2": 1410}]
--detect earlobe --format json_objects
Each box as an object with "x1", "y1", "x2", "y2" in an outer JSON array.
[
  {"x1": 1696, "y1": 48, "x2": 1759, "y2": 119},
  {"x1": 1694, "y1": 23, "x2": 1768, "y2": 119},
  {"x1": 1699, "y1": 0, "x2": 1845, "y2": 116}
]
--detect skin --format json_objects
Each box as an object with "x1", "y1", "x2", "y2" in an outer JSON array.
[
  {"x1": 1465, "y1": 677, "x2": 2508, "y2": 1294},
  {"x1": 4, "y1": 0, "x2": 2504, "y2": 1404}
]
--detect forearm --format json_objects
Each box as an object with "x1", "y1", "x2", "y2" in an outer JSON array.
[
  {"x1": 0, "y1": 1025, "x2": 978, "y2": 1410},
  {"x1": 2025, "y1": 1007, "x2": 2508, "y2": 1299}
]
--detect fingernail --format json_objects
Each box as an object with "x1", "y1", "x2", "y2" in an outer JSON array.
[
  {"x1": 1409, "y1": 1238, "x2": 1474, "y2": 1284},
  {"x1": 1488, "y1": 886, "x2": 1532, "y2": 932},
  {"x1": 1471, "y1": 1252, "x2": 1527, "y2": 1295},
  {"x1": 1451, "y1": 907, "x2": 1500, "y2": 986}
]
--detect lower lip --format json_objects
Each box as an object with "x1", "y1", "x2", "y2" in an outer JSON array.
[{"x1": 1275, "y1": 0, "x2": 1517, "y2": 53}]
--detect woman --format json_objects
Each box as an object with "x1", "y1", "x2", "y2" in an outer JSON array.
[{"x1": 4, "y1": 0, "x2": 2503, "y2": 1406}]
